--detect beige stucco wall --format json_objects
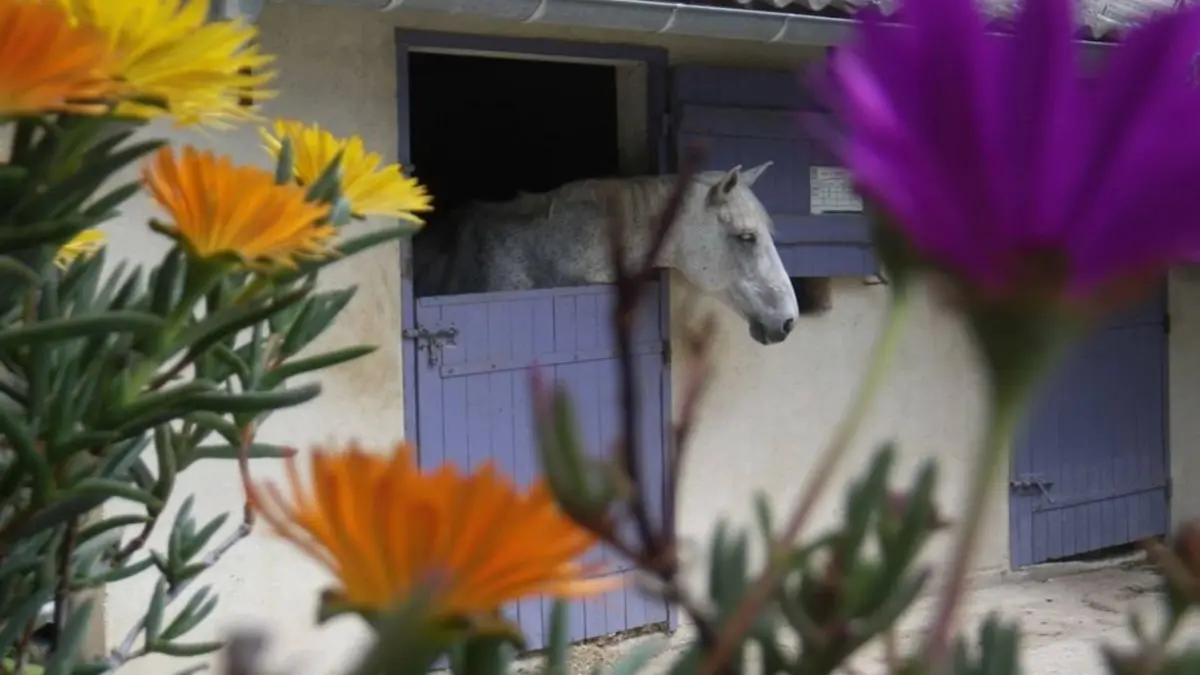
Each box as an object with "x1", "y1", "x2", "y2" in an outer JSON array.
[
  {"x1": 89, "y1": 4, "x2": 1192, "y2": 675},
  {"x1": 670, "y1": 275, "x2": 996, "y2": 592}
]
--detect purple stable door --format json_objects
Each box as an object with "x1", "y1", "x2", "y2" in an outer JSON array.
[
  {"x1": 409, "y1": 285, "x2": 671, "y2": 648},
  {"x1": 396, "y1": 31, "x2": 674, "y2": 649},
  {"x1": 1009, "y1": 291, "x2": 1170, "y2": 567}
]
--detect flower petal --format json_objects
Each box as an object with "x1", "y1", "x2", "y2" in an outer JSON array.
[{"x1": 999, "y1": 0, "x2": 1083, "y2": 241}]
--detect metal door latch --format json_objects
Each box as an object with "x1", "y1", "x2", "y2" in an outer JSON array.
[
  {"x1": 1010, "y1": 475, "x2": 1056, "y2": 503},
  {"x1": 403, "y1": 326, "x2": 458, "y2": 366}
]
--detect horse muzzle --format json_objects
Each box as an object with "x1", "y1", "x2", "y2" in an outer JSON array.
[{"x1": 749, "y1": 316, "x2": 795, "y2": 345}]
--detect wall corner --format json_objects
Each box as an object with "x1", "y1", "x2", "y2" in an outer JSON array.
[{"x1": 1168, "y1": 269, "x2": 1200, "y2": 530}]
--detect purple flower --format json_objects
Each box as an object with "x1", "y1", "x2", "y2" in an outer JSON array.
[{"x1": 823, "y1": 0, "x2": 1200, "y2": 304}]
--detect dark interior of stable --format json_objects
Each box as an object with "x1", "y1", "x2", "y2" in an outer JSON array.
[{"x1": 407, "y1": 52, "x2": 620, "y2": 296}]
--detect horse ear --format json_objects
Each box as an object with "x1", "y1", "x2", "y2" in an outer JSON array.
[
  {"x1": 711, "y1": 165, "x2": 743, "y2": 201},
  {"x1": 740, "y1": 161, "x2": 773, "y2": 187}
]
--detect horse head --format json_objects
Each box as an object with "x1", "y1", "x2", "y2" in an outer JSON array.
[{"x1": 667, "y1": 162, "x2": 800, "y2": 346}]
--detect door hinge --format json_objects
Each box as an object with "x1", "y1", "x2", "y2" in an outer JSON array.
[
  {"x1": 662, "y1": 339, "x2": 672, "y2": 365},
  {"x1": 1164, "y1": 312, "x2": 1172, "y2": 334}
]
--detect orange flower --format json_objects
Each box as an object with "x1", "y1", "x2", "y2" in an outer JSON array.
[
  {"x1": 0, "y1": 0, "x2": 122, "y2": 116},
  {"x1": 246, "y1": 442, "x2": 617, "y2": 619},
  {"x1": 141, "y1": 146, "x2": 335, "y2": 269}
]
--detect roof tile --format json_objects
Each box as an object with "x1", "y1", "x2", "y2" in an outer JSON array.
[{"x1": 705, "y1": 0, "x2": 1185, "y2": 39}]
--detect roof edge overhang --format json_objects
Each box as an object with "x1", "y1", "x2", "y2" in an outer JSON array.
[{"x1": 214, "y1": 0, "x2": 1120, "y2": 57}]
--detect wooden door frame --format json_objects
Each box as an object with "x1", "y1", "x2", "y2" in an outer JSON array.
[{"x1": 392, "y1": 27, "x2": 677, "y2": 628}]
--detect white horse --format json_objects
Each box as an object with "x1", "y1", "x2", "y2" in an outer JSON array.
[{"x1": 413, "y1": 163, "x2": 800, "y2": 345}]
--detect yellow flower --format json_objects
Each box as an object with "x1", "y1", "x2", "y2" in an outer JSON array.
[
  {"x1": 141, "y1": 145, "x2": 336, "y2": 269},
  {"x1": 56, "y1": 0, "x2": 276, "y2": 127},
  {"x1": 246, "y1": 442, "x2": 617, "y2": 619},
  {"x1": 0, "y1": 0, "x2": 123, "y2": 116},
  {"x1": 54, "y1": 229, "x2": 106, "y2": 269},
  {"x1": 260, "y1": 119, "x2": 433, "y2": 222}
]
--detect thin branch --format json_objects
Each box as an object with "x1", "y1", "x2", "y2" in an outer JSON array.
[
  {"x1": 115, "y1": 397, "x2": 267, "y2": 565},
  {"x1": 112, "y1": 427, "x2": 174, "y2": 564},
  {"x1": 664, "y1": 314, "x2": 715, "y2": 545},
  {"x1": 52, "y1": 518, "x2": 80, "y2": 648},
  {"x1": 112, "y1": 519, "x2": 155, "y2": 566},
  {"x1": 607, "y1": 146, "x2": 706, "y2": 554},
  {"x1": 539, "y1": 144, "x2": 722, "y2": 660},
  {"x1": 237, "y1": 424, "x2": 259, "y2": 529},
  {"x1": 697, "y1": 291, "x2": 913, "y2": 675},
  {"x1": 9, "y1": 619, "x2": 35, "y2": 675},
  {"x1": 101, "y1": 513, "x2": 252, "y2": 674},
  {"x1": 594, "y1": 144, "x2": 726, "y2": 653},
  {"x1": 588, "y1": 517, "x2": 719, "y2": 648},
  {"x1": 638, "y1": 145, "x2": 707, "y2": 289},
  {"x1": 101, "y1": 425, "x2": 261, "y2": 675},
  {"x1": 884, "y1": 627, "x2": 900, "y2": 674},
  {"x1": 146, "y1": 350, "x2": 199, "y2": 391},
  {"x1": 611, "y1": 297, "x2": 659, "y2": 551}
]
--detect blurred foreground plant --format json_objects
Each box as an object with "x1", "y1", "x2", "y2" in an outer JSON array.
[
  {"x1": 9, "y1": 0, "x2": 1200, "y2": 673},
  {"x1": 216, "y1": 0, "x2": 1200, "y2": 668},
  {"x1": 244, "y1": 441, "x2": 615, "y2": 633},
  {"x1": 0, "y1": 0, "x2": 430, "y2": 672},
  {"x1": 251, "y1": 0, "x2": 1200, "y2": 673}
]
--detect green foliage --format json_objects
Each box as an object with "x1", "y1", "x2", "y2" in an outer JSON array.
[
  {"x1": 624, "y1": 444, "x2": 945, "y2": 675},
  {"x1": 424, "y1": 601, "x2": 664, "y2": 675},
  {"x1": 6, "y1": 55, "x2": 1194, "y2": 675},
  {"x1": 0, "y1": 112, "x2": 411, "y2": 674},
  {"x1": 320, "y1": 155, "x2": 1200, "y2": 675},
  {"x1": 942, "y1": 615, "x2": 1023, "y2": 675},
  {"x1": 352, "y1": 426, "x2": 951, "y2": 675},
  {"x1": 424, "y1": 381, "x2": 1199, "y2": 675}
]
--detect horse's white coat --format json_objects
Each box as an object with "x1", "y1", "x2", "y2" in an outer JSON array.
[{"x1": 413, "y1": 163, "x2": 800, "y2": 344}]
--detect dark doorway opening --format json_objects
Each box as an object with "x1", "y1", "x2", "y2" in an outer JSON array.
[{"x1": 407, "y1": 52, "x2": 620, "y2": 296}]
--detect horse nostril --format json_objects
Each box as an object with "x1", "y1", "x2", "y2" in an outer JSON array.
[{"x1": 782, "y1": 318, "x2": 795, "y2": 335}]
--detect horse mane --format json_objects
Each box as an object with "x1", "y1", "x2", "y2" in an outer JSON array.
[
  {"x1": 411, "y1": 209, "x2": 466, "y2": 296},
  {"x1": 411, "y1": 174, "x2": 698, "y2": 296}
]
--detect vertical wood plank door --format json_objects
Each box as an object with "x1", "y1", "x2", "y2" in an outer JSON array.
[
  {"x1": 411, "y1": 283, "x2": 671, "y2": 648},
  {"x1": 1009, "y1": 291, "x2": 1169, "y2": 567}
]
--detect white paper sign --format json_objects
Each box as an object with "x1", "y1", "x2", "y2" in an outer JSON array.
[{"x1": 809, "y1": 166, "x2": 863, "y2": 214}]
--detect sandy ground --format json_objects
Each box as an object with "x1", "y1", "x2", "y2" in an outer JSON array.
[{"x1": 513, "y1": 559, "x2": 1200, "y2": 675}]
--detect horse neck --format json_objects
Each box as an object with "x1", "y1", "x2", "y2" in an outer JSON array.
[{"x1": 599, "y1": 175, "x2": 687, "y2": 269}]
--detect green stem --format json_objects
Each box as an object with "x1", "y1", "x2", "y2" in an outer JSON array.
[
  {"x1": 228, "y1": 276, "x2": 273, "y2": 306},
  {"x1": 777, "y1": 287, "x2": 914, "y2": 544},
  {"x1": 922, "y1": 385, "x2": 1026, "y2": 670},
  {"x1": 920, "y1": 301, "x2": 1077, "y2": 671},
  {"x1": 696, "y1": 288, "x2": 913, "y2": 675},
  {"x1": 121, "y1": 259, "x2": 229, "y2": 400},
  {"x1": 349, "y1": 592, "x2": 446, "y2": 675},
  {"x1": 166, "y1": 260, "x2": 226, "y2": 333}
]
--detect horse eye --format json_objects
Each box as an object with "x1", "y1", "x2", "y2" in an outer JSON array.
[{"x1": 736, "y1": 232, "x2": 757, "y2": 244}]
